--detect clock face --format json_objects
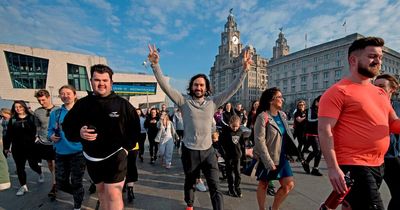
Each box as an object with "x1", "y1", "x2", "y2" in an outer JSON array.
[{"x1": 232, "y1": 36, "x2": 239, "y2": 44}]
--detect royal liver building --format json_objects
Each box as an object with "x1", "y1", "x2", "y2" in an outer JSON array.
[{"x1": 209, "y1": 11, "x2": 268, "y2": 110}]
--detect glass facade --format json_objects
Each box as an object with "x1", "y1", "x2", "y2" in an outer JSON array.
[
  {"x1": 67, "y1": 63, "x2": 91, "y2": 91},
  {"x1": 5, "y1": 51, "x2": 49, "y2": 89}
]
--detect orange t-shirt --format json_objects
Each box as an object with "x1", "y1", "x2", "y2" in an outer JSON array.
[{"x1": 319, "y1": 78, "x2": 393, "y2": 166}]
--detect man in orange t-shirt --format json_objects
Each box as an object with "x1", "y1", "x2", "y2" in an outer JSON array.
[{"x1": 319, "y1": 37, "x2": 400, "y2": 210}]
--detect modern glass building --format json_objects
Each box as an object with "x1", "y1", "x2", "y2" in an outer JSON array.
[{"x1": 0, "y1": 44, "x2": 168, "y2": 110}]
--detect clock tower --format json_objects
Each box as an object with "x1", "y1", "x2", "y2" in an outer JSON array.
[{"x1": 210, "y1": 9, "x2": 268, "y2": 110}]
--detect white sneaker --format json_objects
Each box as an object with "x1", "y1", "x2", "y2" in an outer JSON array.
[
  {"x1": 195, "y1": 181, "x2": 207, "y2": 192},
  {"x1": 16, "y1": 185, "x2": 28, "y2": 196},
  {"x1": 38, "y1": 173, "x2": 44, "y2": 183},
  {"x1": 217, "y1": 157, "x2": 225, "y2": 163}
]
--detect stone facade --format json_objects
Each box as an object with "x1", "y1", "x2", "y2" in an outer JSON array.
[
  {"x1": 210, "y1": 11, "x2": 268, "y2": 110},
  {"x1": 268, "y1": 33, "x2": 400, "y2": 111}
]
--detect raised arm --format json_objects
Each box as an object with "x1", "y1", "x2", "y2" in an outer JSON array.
[
  {"x1": 318, "y1": 116, "x2": 347, "y2": 194},
  {"x1": 148, "y1": 44, "x2": 185, "y2": 106},
  {"x1": 213, "y1": 49, "x2": 252, "y2": 107}
]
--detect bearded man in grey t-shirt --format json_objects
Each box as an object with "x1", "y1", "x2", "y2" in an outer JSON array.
[{"x1": 148, "y1": 44, "x2": 252, "y2": 210}]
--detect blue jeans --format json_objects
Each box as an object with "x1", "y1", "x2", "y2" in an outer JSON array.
[{"x1": 159, "y1": 138, "x2": 174, "y2": 165}]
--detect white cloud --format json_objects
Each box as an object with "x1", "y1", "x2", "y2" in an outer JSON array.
[{"x1": 82, "y1": 0, "x2": 112, "y2": 11}]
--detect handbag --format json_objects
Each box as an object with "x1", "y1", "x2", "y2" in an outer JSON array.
[{"x1": 242, "y1": 158, "x2": 259, "y2": 177}]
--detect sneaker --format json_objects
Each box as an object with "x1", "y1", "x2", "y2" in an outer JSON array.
[
  {"x1": 227, "y1": 188, "x2": 237, "y2": 197},
  {"x1": 235, "y1": 188, "x2": 242, "y2": 198},
  {"x1": 301, "y1": 162, "x2": 310, "y2": 174},
  {"x1": 185, "y1": 206, "x2": 193, "y2": 210},
  {"x1": 195, "y1": 180, "x2": 207, "y2": 192},
  {"x1": 16, "y1": 185, "x2": 28, "y2": 196},
  {"x1": 217, "y1": 157, "x2": 225, "y2": 163},
  {"x1": 150, "y1": 157, "x2": 155, "y2": 165},
  {"x1": 38, "y1": 173, "x2": 44, "y2": 183},
  {"x1": 311, "y1": 168, "x2": 323, "y2": 176},
  {"x1": 266, "y1": 185, "x2": 276, "y2": 196},
  {"x1": 127, "y1": 186, "x2": 134, "y2": 203},
  {"x1": 165, "y1": 163, "x2": 171, "y2": 169}
]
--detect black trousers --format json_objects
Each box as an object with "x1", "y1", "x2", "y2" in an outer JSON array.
[
  {"x1": 181, "y1": 144, "x2": 223, "y2": 210},
  {"x1": 12, "y1": 148, "x2": 42, "y2": 186},
  {"x1": 304, "y1": 136, "x2": 321, "y2": 168},
  {"x1": 340, "y1": 164, "x2": 384, "y2": 210},
  {"x1": 55, "y1": 152, "x2": 86, "y2": 209},
  {"x1": 148, "y1": 134, "x2": 158, "y2": 158},
  {"x1": 384, "y1": 157, "x2": 400, "y2": 210},
  {"x1": 225, "y1": 157, "x2": 241, "y2": 190},
  {"x1": 126, "y1": 150, "x2": 138, "y2": 182},
  {"x1": 138, "y1": 133, "x2": 147, "y2": 157}
]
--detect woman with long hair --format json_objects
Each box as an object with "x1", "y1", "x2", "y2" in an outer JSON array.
[
  {"x1": 3, "y1": 100, "x2": 43, "y2": 196},
  {"x1": 48, "y1": 85, "x2": 86, "y2": 208},
  {"x1": 156, "y1": 111, "x2": 177, "y2": 169},
  {"x1": 144, "y1": 108, "x2": 160, "y2": 164},
  {"x1": 253, "y1": 87, "x2": 300, "y2": 210}
]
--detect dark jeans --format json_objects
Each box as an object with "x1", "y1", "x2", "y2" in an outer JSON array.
[
  {"x1": 148, "y1": 135, "x2": 158, "y2": 159},
  {"x1": 304, "y1": 136, "x2": 321, "y2": 168},
  {"x1": 340, "y1": 164, "x2": 384, "y2": 210},
  {"x1": 12, "y1": 148, "x2": 42, "y2": 186},
  {"x1": 55, "y1": 152, "x2": 86, "y2": 209},
  {"x1": 126, "y1": 150, "x2": 138, "y2": 182},
  {"x1": 138, "y1": 133, "x2": 147, "y2": 157},
  {"x1": 384, "y1": 157, "x2": 400, "y2": 210},
  {"x1": 181, "y1": 144, "x2": 223, "y2": 210},
  {"x1": 225, "y1": 157, "x2": 241, "y2": 190}
]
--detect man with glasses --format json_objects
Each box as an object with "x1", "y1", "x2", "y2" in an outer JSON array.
[{"x1": 34, "y1": 89, "x2": 58, "y2": 199}]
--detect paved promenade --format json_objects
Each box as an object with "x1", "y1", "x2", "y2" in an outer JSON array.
[{"x1": 0, "y1": 148, "x2": 390, "y2": 210}]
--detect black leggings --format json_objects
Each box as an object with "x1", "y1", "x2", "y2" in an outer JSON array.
[
  {"x1": 12, "y1": 149, "x2": 42, "y2": 186},
  {"x1": 304, "y1": 136, "x2": 321, "y2": 168},
  {"x1": 148, "y1": 134, "x2": 158, "y2": 159},
  {"x1": 126, "y1": 150, "x2": 138, "y2": 183}
]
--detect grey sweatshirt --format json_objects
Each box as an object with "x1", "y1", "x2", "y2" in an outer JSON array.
[{"x1": 151, "y1": 64, "x2": 247, "y2": 150}]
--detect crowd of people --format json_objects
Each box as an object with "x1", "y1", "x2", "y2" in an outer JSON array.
[{"x1": 0, "y1": 37, "x2": 399, "y2": 210}]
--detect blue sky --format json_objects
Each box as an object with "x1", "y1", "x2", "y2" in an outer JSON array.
[{"x1": 1, "y1": 0, "x2": 399, "y2": 93}]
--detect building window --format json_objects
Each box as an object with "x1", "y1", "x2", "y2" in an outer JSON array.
[
  {"x1": 291, "y1": 85, "x2": 295, "y2": 92},
  {"x1": 301, "y1": 76, "x2": 307, "y2": 83},
  {"x1": 313, "y1": 82, "x2": 318, "y2": 89},
  {"x1": 324, "y1": 71, "x2": 329, "y2": 79},
  {"x1": 313, "y1": 74, "x2": 318, "y2": 81},
  {"x1": 302, "y1": 67, "x2": 306, "y2": 74},
  {"x1": 335, "y1": 70, "x2": 342, "y2": 78},
  {"x1": 301, "y1": 84, "x2": 307, "y2": 91},
  {"x1": 5, "y1": 51, "x2": 49, "y2": 89},
  {"x1": 323, "y1": 81, "x2": 329, "y2": 88},
  {"x1": 67, "y1": 63, "x2": 91, "y2": 91},
  {"x1": 337, "y1": 60, "x2": 342, "y2": 67}
]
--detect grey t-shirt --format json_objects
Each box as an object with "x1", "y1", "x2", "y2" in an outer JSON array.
[{"x1": 34, "y1": 106, "x2": 58, "y2": 145}]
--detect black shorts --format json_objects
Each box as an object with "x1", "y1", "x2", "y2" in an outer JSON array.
[
  {"x1": 86, "y1": 149, "x2": 128, "y2": 184},
  {"x1": 36, "y1": 143, "x2": 56, "y2": 160},
  {"x1": 340, "y1": 164, "x2": 385, "y2": 210}
]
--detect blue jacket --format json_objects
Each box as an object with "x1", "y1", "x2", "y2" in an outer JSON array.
[
  {"x1": 48, "y1": 105, "x2": 82, "y2": 155},
  {"x1": 387, "y1": 100, "x2": 400, "y2": 158}
]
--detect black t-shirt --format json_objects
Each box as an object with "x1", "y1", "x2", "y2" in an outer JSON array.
[
  {"x1": 294, "y1": 110, "x2": 306, "y2": 130},
  {"x1": 220, "y1": 126, "x2": 244, "y2": 159}
]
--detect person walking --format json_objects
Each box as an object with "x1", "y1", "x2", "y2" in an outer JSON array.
[
  {"x1": 373, "y1": 74, "x2": 400, "y2": 210},
  {"x1": 3, "y1": 100, "x2": 43, "y2": 196},
  {"x1": 253, "y1": 87, "x2": 301, "y2": 210},
  {"x1": 33, "y1": 89, "x2": 58, "y2": 199},
  {"x1": 220, "y1": 115, "x2": 245, "y2": 198},
  {"x1": 173, "y1": 108, "x2": 184, "y2": 149},
  {"x1": 136, "y1": 108, "x2": 147, "y2": 163},
  {"x1": 148, "y1": 44, "x2": 252, "y2": 210},
  {"x1": 144, "y1": 108, "x2": 159, "y2": 164},
  {"x1": 155, "y1": 110, "x2": 177, "y2": 168},
  {"x1": 62, "y1": 64, "x2": 141, "y2": 210},
  {"x1": 301, "y1": 96, "x2": 323, "y2": 176},
  {"x1": 48, "y1": 85, "x2": 85, "y2": 209},
  {"x1": 0, "y1": 108, "x2": 12, "y2": 191},
  {"x1": 293, "y1": 100, "x2": 307, "y2": 160},
  {"x1": 318, "y1": 37, "x2": 400, "y2": 210}
]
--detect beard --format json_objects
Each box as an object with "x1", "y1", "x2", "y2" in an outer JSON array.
[{"x1": 357, "y1": 61, "x2": 380, "y2": 78}]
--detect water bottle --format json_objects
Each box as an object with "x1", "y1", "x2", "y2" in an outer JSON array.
[{"x1": 319, "y1": 171, "x2": 354, "y2": 210}]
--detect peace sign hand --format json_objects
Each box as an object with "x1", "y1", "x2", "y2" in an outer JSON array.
[
  {"x1": 148, "y1": 44, "x2": 159, "y2": 65},
  {"x1": 242, "y1": 49, "x2": 253, "y2": 72}
]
